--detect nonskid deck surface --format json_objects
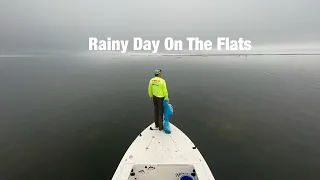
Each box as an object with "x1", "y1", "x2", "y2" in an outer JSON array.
[{"x1": 111, "y1": 123, "x2": 215, "y2": 180}]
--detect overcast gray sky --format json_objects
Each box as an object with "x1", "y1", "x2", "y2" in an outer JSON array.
[{"x1": 1, "y1": 0, "x2": 320, "y2": 54}]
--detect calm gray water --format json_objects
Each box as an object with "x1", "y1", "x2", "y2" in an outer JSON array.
[{"x1": 0, "y1": 55, "x2": 320, "y2": 180}]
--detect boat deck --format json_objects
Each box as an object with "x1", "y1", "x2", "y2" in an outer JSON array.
[{"x1": 111, "y1": 123, "x2": 215, "y2": 180}]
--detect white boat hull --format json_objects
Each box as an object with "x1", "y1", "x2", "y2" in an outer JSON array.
[{"x1": 111, "y1": 123, "x2": 215, "y2": 180}]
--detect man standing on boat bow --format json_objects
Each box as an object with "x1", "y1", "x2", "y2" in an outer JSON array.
[{"x1": 148, "y1": 69, "x2": 169, "y2": 131}]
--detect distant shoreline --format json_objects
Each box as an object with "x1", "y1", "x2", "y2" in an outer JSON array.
[
  {"x1": 1, "y1": 53, "x2": 320, "y2": 58},
  {"x1": 135, "y1": 53, "x2": 320, "y2": 57}
]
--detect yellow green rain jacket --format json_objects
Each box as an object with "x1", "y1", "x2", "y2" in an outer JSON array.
[{"x1": 148, "y1": 77, "x2": 169, "y2": 101}]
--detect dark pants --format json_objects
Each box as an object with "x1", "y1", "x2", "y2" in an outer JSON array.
[{"x1": 153, "y1": 96, "x2": 164, "y2": 130}]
